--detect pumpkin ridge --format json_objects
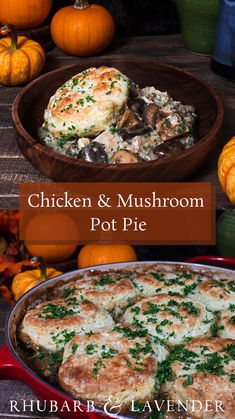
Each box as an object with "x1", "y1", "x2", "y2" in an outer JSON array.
[
  {"x1": 224, "y1": 161, "x2": 235, "y2": 195},
  {"x1": 23, "y1": 44, "x2": 45, "y2": 68},
  {"x1": 21, "y1": 49, "x2": 31, "y2": 80}
]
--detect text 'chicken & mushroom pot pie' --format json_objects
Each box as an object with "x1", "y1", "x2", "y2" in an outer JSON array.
[
  {"x1": 39, "y1": 66, "x2": 197, "y2": 164},
  {"x1": 17, "y1": 263, "x2": 235, "y2": 419}
]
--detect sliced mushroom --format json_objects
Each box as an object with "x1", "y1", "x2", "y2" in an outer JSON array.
[
  {"x1": 117, "y1": 109, "x2": 147, "y2": 137},
  {"x1": 77, "y1": 142, "x2": 108, "y2": 163},
  {"x1": 128, "y1": 98, "x2": 146, "y2": 114},
  {"x1": 154, "y1": 139, "x2": 184, "y2": 159},
  {"x1": 66, "y1": 140, "x2": 80, "y2": 158},
  {"x1": 143, "y1": 103, "x2": 160, "y2": 128},
  {"x1": 111, "y1": 149, "x2": 141, "y2": 164}
]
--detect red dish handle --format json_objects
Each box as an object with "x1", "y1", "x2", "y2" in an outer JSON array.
[
  {"x1": 185, "y1": 256, "x2": 235, "y2": 270},
  {"x1": 0, "y1": 342, "x2": 24, "y2": 380}
]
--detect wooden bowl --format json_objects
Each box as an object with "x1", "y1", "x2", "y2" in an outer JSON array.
[{"x1": 12, "y1": 58, "x2": 224, "y2": 182}]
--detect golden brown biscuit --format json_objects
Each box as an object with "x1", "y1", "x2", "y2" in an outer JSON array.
[
  {"x1": 59, "y1": 324, "x2": 167, "y2": 409},
  {"x1": 133, "y1": 269, "x2": 203, "y2": 298},
  {"x1": 63, "y1": 274, "x2": 137, "y2": 317},
  {"x1": 194, "y1": 278, "x2": 235, "y2": 311},
  {"x1": 218, "y1": 306, "x2": 235, "y2": 339},
  {"x1": 123, "y1": 294, "x2": 214, "y2": 346},
  {"x1": 162, "y1": 338, "x2": 235, "y2": 419},
  {"x1": 43, "y1": 67, "x2": 129, "y2": 140},
  {"x1": 19, "y1": 297, "x2": 114, "y2": 352}
]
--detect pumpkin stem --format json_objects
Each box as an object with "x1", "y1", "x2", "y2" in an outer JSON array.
[
  {"x1": 30, "y1": 256, "x2": 47, "y2": 280},
  {"x1": 1, "y1": 24, "x2": 18, "y2": 50},
  {"x1": 74, "y1": 0, "x2": 89, "y2": 9}
]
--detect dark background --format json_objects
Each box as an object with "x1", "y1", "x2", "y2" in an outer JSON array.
[{"x1": 58, "y1": 0, "x2": 180, "y2": 36}]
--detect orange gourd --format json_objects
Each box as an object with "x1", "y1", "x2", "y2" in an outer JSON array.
[
  {"x1": 0, "y1": 24, "x2": 45, "y2": 86},
  {"x1": 78, "y1": 243, "x2": 137, "y2": 268},
  {"x1": 12, "y1": 257, "x2": 62, "y2": 300},
  {"x1": 51, "y1": 0, "x2": 115, "y2": 57},
  {"x1": 218, "y1": 136, "x2": 235, "y2": 205},
  {"x1": 26, "y1": 243, "x2": 78, "y2": 263},
  {"x1": 0, "y1": 0, "x2": 52, "y2": 30}
]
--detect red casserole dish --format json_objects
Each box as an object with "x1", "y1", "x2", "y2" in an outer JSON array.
[{"x1": 0, "y1": 259, "x2": 235, "y2": 419}]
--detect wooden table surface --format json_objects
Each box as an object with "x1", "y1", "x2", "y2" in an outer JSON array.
[{"x1": 0, "y1": 34, "x2": 234, "y2": 210}]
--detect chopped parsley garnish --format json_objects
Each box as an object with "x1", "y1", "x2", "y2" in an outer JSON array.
[
  {"x1": 71, "y1": 343, "x2": 78, "y2": 354},
  {"x1": 183, "y1": 281, "x2": 198, "y2": 296},
  {"x1": 164, "y1": 118, "x2": 171, "y2": 128},
  {"x1": 151, "y1": 272, "x2": 166, "y2": 281},
  {"x1": 229, "y1": 304, "x2": 235, "y2": 311},
  {"x1": 92, "y1": 359, "x2": 106, "y2": 378},
  {"x1": 95, "y1": 276, "x2": 117, "y2": 286},
  {"x1": 113, "y1": 326, "x2": 148, "y2": 340},
  {"x1": 131, "y1": 306, "x2": 141, "y2": 315},
  {"x1": 86, "y1": 95, "x2": 96, "y2": 103},
  {"x1": 210, "y1": 323, "x2": 224, "y2": 337},
  {"x1": 101, "y1": 347, "x2": 118, "y2": 359},
  {"x1": 60, "y1": 103, "x2": 73, "y2": 113},
  {"x1": 63, "y1": 288, "x2": 76, "y2": 299},
  {"x1": 38, "y1": 351, "x2": 45, "y2": 359},
  {"x1": 195, "y1": 352, "x2": 226, "y2": 376},
  {"x1": 85, "y1": 344, "x2": 97, "y2": 355},
  {"x1": 182, "y1": 375, "x2": 193, "y2": 387},
  {"x1": 181, "y1": 301, "x2": 199, "y2": 317},
  {"x1": 109, "y1": 126, "x2": 117, "y2": 134},
  {"x1": 143, "y1": 303, "x2": 161, "y2": 315},
  {"x1": 156, "y1": 344, "x2": 198, "y2": 384},
  {"x1": 48, "y1": 351, "x2": 63, "y2": 365},
  {"x1": 51, "y1": 329, "x2": 76, "y2": 345},
  {"x1": 38, "y1": 303, "x2": 77, "y2": 319},
  {"x1": 129, "y1": 340, "x2": 153, "y2": 361}
]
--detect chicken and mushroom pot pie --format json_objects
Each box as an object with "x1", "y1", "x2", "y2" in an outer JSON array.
[
  {"x1": 40, "y1": 66, "x2": 196, "y2": 163},
  {"x1": 161, "y1": 338, "x2": 235, "y2": 419},
  {"x1": 17, "y1": 264, "x2": 235, "y2": 419},
  {"x1": 59, "y1": 324, "x2": 168, "y2": 409}
]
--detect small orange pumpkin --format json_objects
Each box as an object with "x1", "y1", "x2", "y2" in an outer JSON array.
[
  {"x1": 0, "y1": 0, "x2": 52, "y2": 30},
  {"x1": 26, "y1": 243, "x2": 78, "y2": 263},
  {"x1": 51, "y1": 0, "x2": 115, "y2": 57},
  {"x1": 0, "y1": 24, "x2": 45, "y2": 86},
  {"x1": 218, "y1": 136, "x2": 235, "y2": 205},
  {"x1": 78, "y1": 243, "x2": 137, "y2": 268},
  {"x1": 12, "y1": 257, "x2": 62, "y2": 300}
]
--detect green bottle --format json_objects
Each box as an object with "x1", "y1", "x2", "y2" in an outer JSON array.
[
  {"x1": 217, "y1": 210, "x2": 235, "y2": 258},
  {"x1": 176, "y1": 0, "x2": 220, "y2": 54}
]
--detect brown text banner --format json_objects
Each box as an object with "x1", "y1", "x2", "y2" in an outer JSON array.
[{"x1": 19, "y1": 183, "x2": 215, "y2": 245}]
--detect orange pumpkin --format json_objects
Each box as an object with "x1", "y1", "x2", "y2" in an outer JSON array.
[
  {"x1": 0, "y1": 0, "x2": 52, "y2": 30},
  {"x1": 26, "y1": 243, "x2": 78, "y2": 263},
  {"x1": 78, "y1": 243, "x2": 137, "y2": 268},
  {"x1": 51, "y1": 0, "x2": 115, "y2": 57},
  {"x1": 0, "y1": 24, "x2": 45, "y2": 86},
  {"x1": 218, "y1": 136, "x2": 235, "y2": 205},
  {"x1": 12, "y1": 257, "x2": 62, "y2": 300}
]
